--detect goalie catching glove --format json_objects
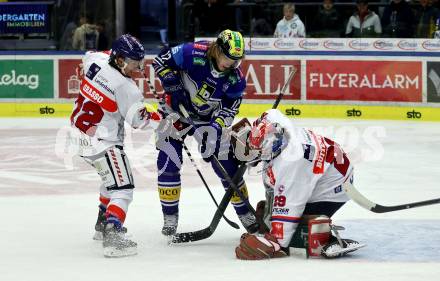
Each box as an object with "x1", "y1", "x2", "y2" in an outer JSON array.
[{"x1": 235, "y1": 233, "x2": 288, "y2": 260}]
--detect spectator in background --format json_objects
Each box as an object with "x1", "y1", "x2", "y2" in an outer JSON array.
[
  {"x1": 382, "y1": 0, "x2": 414, "y2": 38},
  {"x1": 59, "y1": 17, "x2": 78, "y2": 50},
  {"x1": 72, "y1": 15, "x2": 99, "y2": 51},
  {"x1": 345, "y1": 0, "x2": 381, "y2": 37},
  {"x1": 96, "y1": 21, "x2": 109, "y2": 50},
  {"x1": 414, "y1": 0, "x2": 439, "y2": 38},
  {"x1": 274, "y1": 3, "x2": 306, "y2": 38},
  {"x1": 192, "y1": 0, "x2": 227, "y2": 36},
  {"x1": 311, "y1": 0, "x2": 343, "y2": 38},
  {"x1": 251, "y1": 0, "x2": 273, "y2": 36}
]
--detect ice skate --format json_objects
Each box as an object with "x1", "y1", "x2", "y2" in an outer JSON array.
[
  {"x1": 102, "y1": 223, "x2": 137, "y2": 258},
  {"x1": 238, "y1": 212, "x2": 259, "y2": 234},
  {"x1": 93, "y1": 208, "x2": 127, "y2": 240},
  {"x1": 321, "y1": 239, "x2": 366, "y2": 258},
  {"x1": 162, "y1": 213, "x2": 178, "y2": 236}
]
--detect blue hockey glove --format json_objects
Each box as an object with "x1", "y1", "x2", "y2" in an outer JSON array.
[{"x1": 169, "y1": 89, "x2": 189, "y2": 113}]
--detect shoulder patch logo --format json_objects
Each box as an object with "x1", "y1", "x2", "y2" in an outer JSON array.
[
  {"x1": 193, "y1": 57, "x2": 206, "y2": 66},
  {"x1": 228, "y1": 73, "x2": 238, "y2": 85},
  {"x1": 194, "y1": 43, "x2": 208, "y2": 50},
  {"x1": 86, "y1": 63, "x2": 101, "y2": 80}
]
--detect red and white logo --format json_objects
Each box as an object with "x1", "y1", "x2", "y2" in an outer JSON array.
[
  {"x1": 271, "y1": 222, "x2": 284, "y2": 239},
  {"x1": 299, "y1": 39, "x2": 320, "y2": 50},
  {"x1": 273, "y1": 39, "x2": 295, "y2": 50},
  {"x1": 348, "y1": 39, "x2": 370, "y2": 50},
  {"x1": 80, "y1": 79, "x2": 117, "y2": 112},
  {"x1": 323, "y1": 40, "x2": 345, "y2": 50},
  {"x1": 373, "y1": 40, "x2": 394, "y2": 50},
  {"x1": 309, "y1": 131, "x2": 326, "y2": 174},
  {"x1": 397, "y1": 40, "x2": 418, "y2": 51},
  {"x1": 422, "y1": 40, "x2": 440, "y2": 51},
  {"x1": 248, "y1": 39, "x2": 271, "y2": 50},
  {"x1": 266, "y1": 166, "x2": 276, "y2": 186},
  {"x1": 193, "y1": 43, "x2": 208, "y2": 50}
]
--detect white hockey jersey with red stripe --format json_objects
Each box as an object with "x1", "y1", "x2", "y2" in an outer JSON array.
[
  {"x1": 70, "y1": 51, "x2": 150, "y2": 156},
  {"x1": 261, "y1": 109, "x2": 353, "y2": 248}
]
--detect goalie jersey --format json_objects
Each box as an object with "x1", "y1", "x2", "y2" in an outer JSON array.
[
  {"x1": 70, "y1": 51, "x2": 151, "y2": 156},
  {"x1": 262, "y1": 109, "x2": 353, "y2": 247}
]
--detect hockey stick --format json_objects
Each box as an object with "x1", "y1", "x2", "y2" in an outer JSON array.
[
  {"x1": 343, "y1": 181, "x2": 440, "y2": 213},
  {"x1": 145, "y1": 78, "x2": 240, "y2": 229},
  {"x1": 272, "y1": 66, "x2": 297, "y2": 109},
  {"x1": 179, "y1": 104, "x2": 258, "y2": 217},
  {"x1": 172, "y1": 64, "x2": 298, "y2": 242},
  {"x1": 171, "y1": 165, "x2": 247, "y2": 243}
]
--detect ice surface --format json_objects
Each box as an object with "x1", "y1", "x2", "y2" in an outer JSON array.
[{"x1": 1, "y1": 117, "x2": 439, "y2": 281}]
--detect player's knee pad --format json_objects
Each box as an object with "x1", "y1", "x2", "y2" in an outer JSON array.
[
  {"x1": 288, "y1": 215, "x2": 332, "y2": 257},
  {"x1": 89, "y1": 147, "x2": 135, "y2": 191}
]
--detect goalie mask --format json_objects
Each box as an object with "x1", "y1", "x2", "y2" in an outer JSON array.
[{"x1": 248, "y1": 117, "x2": 288, "y2": 162}]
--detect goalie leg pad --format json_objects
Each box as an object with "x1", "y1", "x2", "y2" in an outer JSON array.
[
  {"x1": 287, "y1": 215, "x2": 332, "y2": 257},
  {"x1": 308, "y1": 216, "x2": 332, "y2": 257}
]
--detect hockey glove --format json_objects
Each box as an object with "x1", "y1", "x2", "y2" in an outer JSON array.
[
  {"x1": 157, "y1": 68, "x2": 189, "y2": 113},
  {"x1": 169, "y1": 89, "x2": 189, "y2": 113},
  {"x1": 235, "y1": 233, "x2": 288, "y2": 260}
]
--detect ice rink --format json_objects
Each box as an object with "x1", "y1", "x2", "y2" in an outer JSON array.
[{"x1": 1, "y1": 117, "x2": 440, "y2": 281}]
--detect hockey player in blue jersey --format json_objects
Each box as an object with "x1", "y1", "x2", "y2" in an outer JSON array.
[{"x1": 152, "y1": 29, "x2": 257, "y2": 235}]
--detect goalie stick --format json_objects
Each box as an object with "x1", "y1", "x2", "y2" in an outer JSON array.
[
  {"x1": 145, "y1": 78, "x2": 240, "y2": 230},
  {"x1": 343, "y1": 181, "x2": 440, "y2": 213},
  {"x1": 272, "y1": 66, "x2": 297, "y2": 109}
]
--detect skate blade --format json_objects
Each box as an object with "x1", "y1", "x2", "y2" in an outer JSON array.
[
  {"x1": 103, "y1": 246, "x2": 137, "y2": 258},
  {"x1": 322, "y1": 243, "x2": 366, "y2": 258},
  {"x1": 94, "y1": 231, "x2": 132, "y2": 241}
]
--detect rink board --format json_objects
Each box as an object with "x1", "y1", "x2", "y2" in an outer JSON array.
[
  {"x1": 2, "y1": 40, "x2": 440, "y2": 121},
  {"x1": 1, "y1": 102, "x2": 439, "y2": 121}
]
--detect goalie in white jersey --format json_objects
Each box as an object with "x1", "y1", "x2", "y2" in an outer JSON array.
[
  {"x1": 235, "y1": 109, "x2": 364, "y2": 260},
  {"x1": 70, "y1": 34, "x2": 160, "y2": 257}
]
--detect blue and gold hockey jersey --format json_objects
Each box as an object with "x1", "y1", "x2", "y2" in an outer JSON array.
[{"x1": 152, "y1": 41, "x2": 246, "y2": 127}]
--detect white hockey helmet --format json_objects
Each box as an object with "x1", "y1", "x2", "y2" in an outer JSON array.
[{"x1": 248, "y1": 114, "x2": 288, "y2": 162}]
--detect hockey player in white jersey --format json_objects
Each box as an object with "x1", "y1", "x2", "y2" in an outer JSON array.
[
  {"x1": 235, "y1": 109, "x2": 364, "y2": 260},
  {"x1": 70, "y1": 34, "x2": 160, "y2": 257}
]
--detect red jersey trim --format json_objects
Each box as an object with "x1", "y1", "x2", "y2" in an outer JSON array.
[
  {"x1": 309, "y1": 130, "x2": 326, "y2": 174},
  {"x1": 80, "y1": 79, "x2": 117, "y2": 112}
]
